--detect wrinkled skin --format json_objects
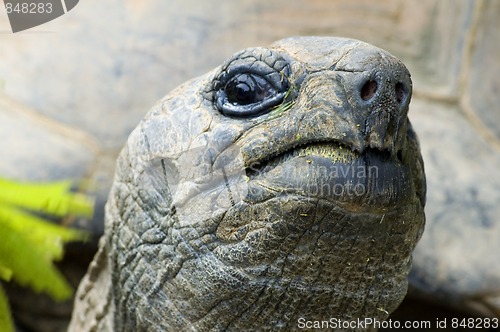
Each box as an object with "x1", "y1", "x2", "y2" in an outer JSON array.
[{"x1": 70, "y1": 37, "x2": 425, "y2": 331}]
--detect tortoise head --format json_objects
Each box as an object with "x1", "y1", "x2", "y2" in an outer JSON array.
[{"x1": 72, "y1": 37, "x2": 426, "y2": 331}]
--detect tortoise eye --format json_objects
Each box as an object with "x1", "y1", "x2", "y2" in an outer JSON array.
[
  {"x1": 224, "y1": 73, "x2": 275, "y2": 106},
  {"x1": 214, "y1": 48, "x2": 292, "y2": 118}
]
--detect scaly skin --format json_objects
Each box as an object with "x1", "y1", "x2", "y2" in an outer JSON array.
[{"x1": 70, "y1": 37, "x2": 425, "y2": 331}]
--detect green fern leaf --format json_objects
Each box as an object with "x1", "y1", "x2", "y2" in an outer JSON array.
[
  {"x1": 0, "y1": 178, "x2": 93, "y2": 218},
  {"x1": 0, "y1": 265, "x2": 12, "y2": 282},
  {"x1": 0, "y1": 285, "x2": 14, "y2": 332},
  {"x1": 0, "y1": 216, "x2": 74, "y2": 301},
  {"x1": 0, "y1": 204, "x2": 87, "y2": 261},
  {"x1": 0, "y1": 177, "x2": 94, "y2": 327}
]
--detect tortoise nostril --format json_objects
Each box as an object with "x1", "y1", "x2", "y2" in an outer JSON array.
[
  {"x1": 395, "y1": 82, "x2": 406, "y2": 104},
  {"x1": 360, "y1": 80, "x2": 378, "y2": 101},
  {"x1": 397, "y1": 149, "x2": 403, "y2": 162}
]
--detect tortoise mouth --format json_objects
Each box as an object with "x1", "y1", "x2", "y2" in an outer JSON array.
[
  {"x1": 245, "y1": 137, "x2": 404, "y2": 179},
  {"x1": 244, "y1": 140, "x2": 411, "y2": 211},
  {"x1": 245, "y1": 140, "x2": 359, "y2": 178}
]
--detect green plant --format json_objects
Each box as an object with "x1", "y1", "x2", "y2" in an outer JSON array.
[
  {"x1": 0, "y1": 178, "x2": 93, "y2": 332},
  {"x1": 265, "y1": 73, "x2": 297, "y2": 121}
]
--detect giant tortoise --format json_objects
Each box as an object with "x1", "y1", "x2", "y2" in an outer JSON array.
[
  {"x1": 0, "y1": 1, "x2": 499, "y2": 331},
  {"x1": 69, "y1": 36, "x2": 425, "y2": 331}
]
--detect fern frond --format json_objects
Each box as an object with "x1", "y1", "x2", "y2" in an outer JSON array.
[
  {"x1": 0, "y1": 178, "x2": 93, "y2": 218},
  {"x1": 0, "y1": 285, "x2": 14, "y2": 332},
  {"x1": 0, "y1": 177, "x2": 94, "y2": 306},
  {"x1": 0, "y1": 203, "x2": 87, "y2": 261},
  {"x1": 0, "y1": 219, "x2": 74, "y2": 301}
]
